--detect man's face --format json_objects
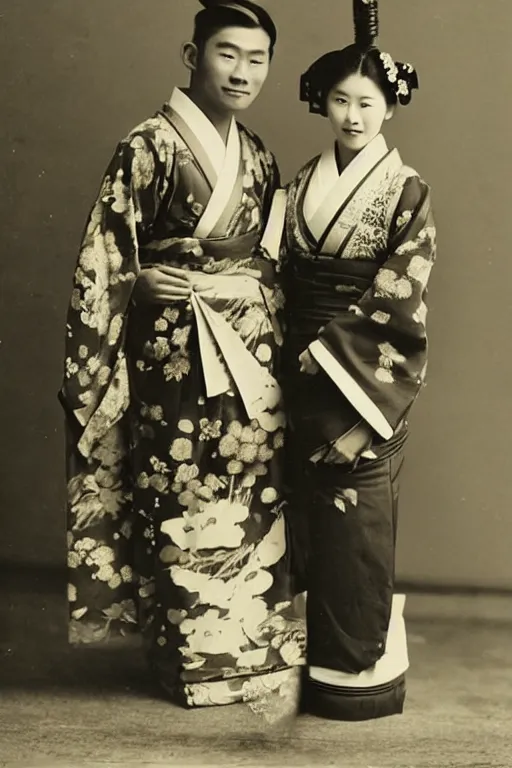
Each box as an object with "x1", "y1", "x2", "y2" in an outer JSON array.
[{"x1": 194, "y1": 25, "x2": 271, "y2": 113}]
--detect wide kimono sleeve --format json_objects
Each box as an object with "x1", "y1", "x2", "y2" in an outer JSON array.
[
  {"x1": 309, "y1": 175, "x2": 436, "y2": 439},
  {"x1": 59, "y1": 131, "x2": 171, "y2": 457}
]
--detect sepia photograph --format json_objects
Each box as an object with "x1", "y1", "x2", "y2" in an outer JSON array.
[{"x1": 0, "y1": 1, "x2": 510, "y2": 766}]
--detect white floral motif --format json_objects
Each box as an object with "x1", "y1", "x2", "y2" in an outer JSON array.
[
  {"x1": 375, "y1": 341, "x2": 406, "y2": 384},
  {"x1": 255, "y1": 343, "x2": 272, "y2": 363},
  {"x1": 174, "y1": 463, "x2": 200, "y2": 483},
  {"x1": 334, "y1": 488, "x2": 358, "y2": 514},
  {"x1": 371, "y1": 310, "x2": 391, "y2": 325},
  {"x1": 178, "y1": 419, "x2": 195, "y2": 434},
  {"x1": 380, "y1": 52, "x2": 398, "y2": 83},
  {"x1": 163, "y1": 354, "x2": 190, "y2": 382},
  {"x1": 146, "y1": 404, "x2": 164, "y2": 421},
  {"x1": 68, "y1": 465, "x2": 125, "y2": 530},
  {"x1": 397, "y1": 80, "x2": 409, "y2": 97},
  {"x1": 97, "y1": 365, "x2": 111, "y2": 387},
  {"x1": 374, "y1": 268, "x2": 413, "y2": 300},
  {"x1": 178, "y1": 609, "x2": 248, "y2": 659},
  {"x1": 396, "y1": 210, "x2": 413, "y2": 229},
  {"x1": 65, "y1": 357, "x2": 79, "y2": 378},
  {"x1": 237, "y1": 647, "x2": 268, "y2": 669},
  {"x1": 413, "y1": 301, "x2": 428, "y2": 326},
  {"x1": 77, "y1": 370, "x2": 91, "y2": 388},
  {"x1": 169, "y1": 437, "x2": 193, "y2": 462},
  {"x1": 104, "y1": 231, "x2": 123, "y2": 276},
  {"x1": 162, "y1": 499, "x2": 250, "y2": 550},
  {"x1": 172, "y1": 325, "x2": 191, "y2": 349},
  {"x1": 87, "y1": 356, "x2": 101, "y2": 375},
  {"x1": 154, "y1": 318, "x2": 168, "y2": 332},
  {"x1": 163, "y1": 307, "x2": 180, "y2": 323},
  {"x1": 152, "y1": 337, "x2": 171, "y2": 361},
  {"x1": 407, "y1": 254, "x2": 433, "y2": 287},
  {"x1": 107, "y1": 314, "x2": 124, "y2": 346},
  {"x1": 130, "y1": 135, "x2": 155, "y2": 189},
  {"x1": 261, "y1": 487, "x2": 278, "y2": 505},
  {"x1": 198, "y1": 418, "x2": 222, "y2": 442},
  {"x1": 110, "y1": 168, "x2": 130, "y2": 215}
]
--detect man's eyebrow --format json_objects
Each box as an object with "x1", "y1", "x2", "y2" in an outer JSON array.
[{"x1": 215, "y1": 41, "x2": 267, "y2": 56}]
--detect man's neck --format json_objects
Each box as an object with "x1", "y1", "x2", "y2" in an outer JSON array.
[{"x1": 184, "y1": 88, "x2": 233, "y2": 144}]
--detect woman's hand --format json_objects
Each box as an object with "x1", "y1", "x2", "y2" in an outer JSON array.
[
  {"x1": 310, "y1": 420, "x2": 374, "y2": 465},
  {"x1": 324, "y1": 420, "x2": 374, "y2": 464},
  {"x1": 299, "y1": 348, "x2": 320, "y2": 375}
]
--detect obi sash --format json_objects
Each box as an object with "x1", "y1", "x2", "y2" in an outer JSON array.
[{"x1": 141, "y1": 192, "x2": 287, "y2": 433}]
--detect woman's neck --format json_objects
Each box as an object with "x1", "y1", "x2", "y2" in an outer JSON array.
[{"x1": 335, "y1": 141, "x2": 359, "y2": 173}]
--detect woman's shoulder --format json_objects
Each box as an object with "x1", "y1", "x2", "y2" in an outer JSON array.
[
  {"x1": 396, "y1": 163, "x2": 432, "y2": 210},
  {"x1": 286, "y1": 154, "x2": 321, "y2": 192},
  {"x1": 296, "y1": 153, "x2": 322, "y2": 178}
]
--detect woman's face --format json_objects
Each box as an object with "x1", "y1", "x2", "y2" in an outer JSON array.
[{"x1": 326, "y1": 72, "x2": 394, "y2": 156}]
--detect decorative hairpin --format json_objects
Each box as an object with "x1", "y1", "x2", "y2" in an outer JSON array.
[{"x1": 380, "y1": 52, "x2": 419, "y2": 106}]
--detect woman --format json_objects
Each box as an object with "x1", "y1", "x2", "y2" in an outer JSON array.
[{"x1": 281, "y1": 0, "x2": 436, "y2": 721}]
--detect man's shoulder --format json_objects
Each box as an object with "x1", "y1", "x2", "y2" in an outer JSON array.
[
  {"x1": 237, "y1": 122, "x2": 274, "y2": 159},
  {"x1": 118, "y1": 110, "x2": 176, "y2": 152}
]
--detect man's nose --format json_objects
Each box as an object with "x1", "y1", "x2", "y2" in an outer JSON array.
[{"x1": 230, "y1": 59, "x2": 249, "y2": 84}]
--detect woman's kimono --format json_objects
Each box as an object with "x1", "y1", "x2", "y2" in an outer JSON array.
[
  {"x1": 282, "y1": 134, "x2": 436, "y2": 720},
  {"x1": 60, "y1": 87, "x2": 305, "y2": 722}
]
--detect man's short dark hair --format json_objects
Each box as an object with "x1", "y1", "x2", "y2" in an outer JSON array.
[{"x1": 193, "y1": 5, "x2": 276, "y2": 59}]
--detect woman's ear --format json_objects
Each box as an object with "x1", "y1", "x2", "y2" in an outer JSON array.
[
  {"x1": 182, "y1": 41, "x2": 199, "y2": 73},
  {"x1": 384, "y1": 105, "x2": 396, "y2": 121}
]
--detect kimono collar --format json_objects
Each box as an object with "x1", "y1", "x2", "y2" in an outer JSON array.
[
  {"x1": 169, "y1": 87, "x2": 236, "y2": 177},
  {"x1": 304, "y1": 133, "x2": 390, "y2": 235}
]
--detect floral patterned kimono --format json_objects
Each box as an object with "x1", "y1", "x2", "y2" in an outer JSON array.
[
  {"x1": 60, "y1": 87, "x2": 305, "y2": 721},
  {"x1": 282, "y1": 134, "x2": 436, "y2": 720}
]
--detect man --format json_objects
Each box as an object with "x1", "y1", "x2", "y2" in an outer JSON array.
[{"x1": 60, "y1": 0, "x2": 305, "y2": 720}]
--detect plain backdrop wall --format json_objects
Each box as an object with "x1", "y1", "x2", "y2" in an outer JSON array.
[{"x1": 1, "y1": 0, "x2": 512, "y2": 588}]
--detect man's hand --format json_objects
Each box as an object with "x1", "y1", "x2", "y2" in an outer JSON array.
[
  {"x1": 190, "y1": 273, "x2": 262, "y2": 302},
  {"x1": 133, "y1": 266, "x2": 193, "y2": 304}
]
